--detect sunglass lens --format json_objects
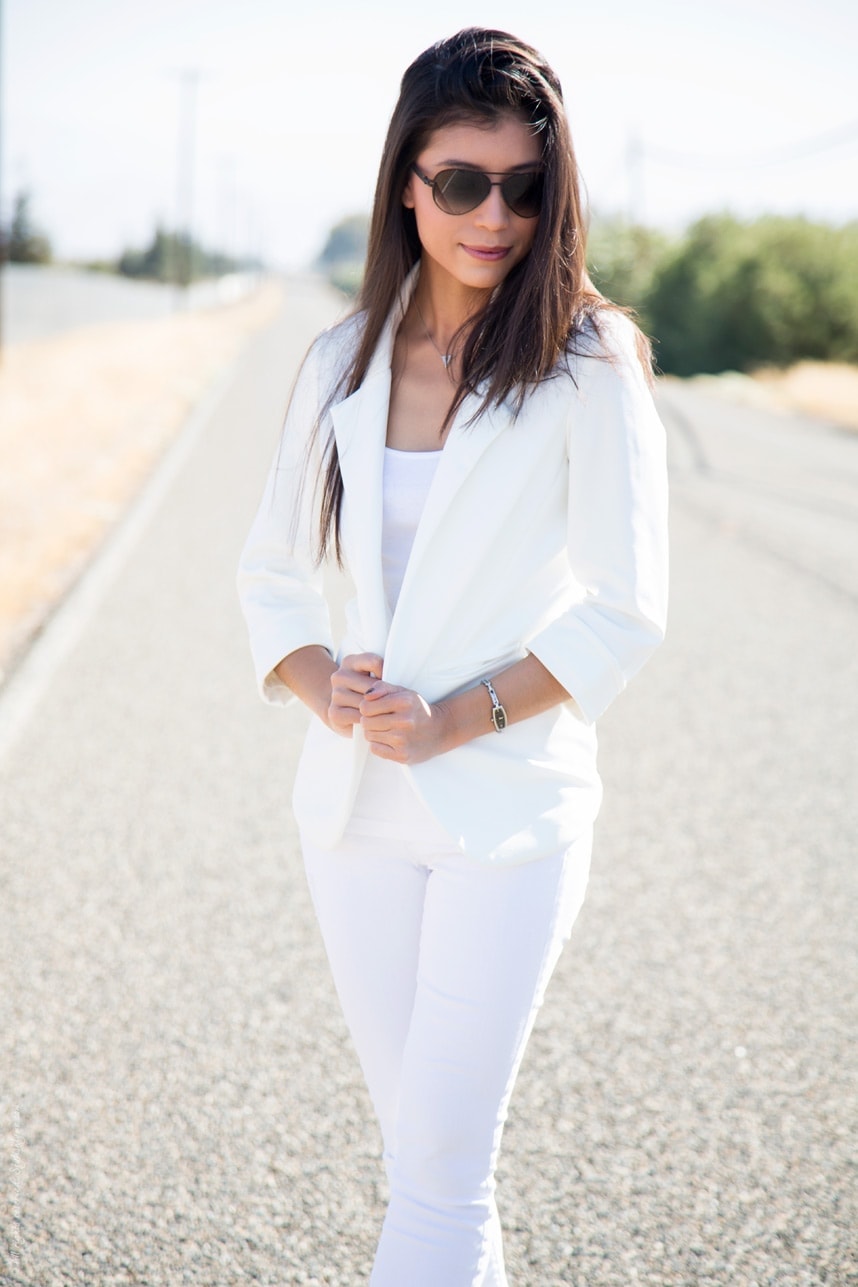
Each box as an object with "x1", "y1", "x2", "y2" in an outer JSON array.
[
  {"x1": 503, "y1": 172, "x2": 544, "y2": 218},
  {"x1": 433, "y1": 169, "x2": 491, "y2": 214}
]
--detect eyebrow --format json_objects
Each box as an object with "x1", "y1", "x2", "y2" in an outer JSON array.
[{"x1": 433, "y1": 159, "x2": 541, "y2": 172}]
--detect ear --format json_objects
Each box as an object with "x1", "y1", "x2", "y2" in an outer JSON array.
[{"x1": 402, "y1": 172, "x2": 417, "y2": 210}]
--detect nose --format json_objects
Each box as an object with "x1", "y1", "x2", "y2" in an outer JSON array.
[{"x1": 474, "y1": 183, "x2": 510, "y2": 230}]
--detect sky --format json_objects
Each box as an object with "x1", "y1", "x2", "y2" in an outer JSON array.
[{"x1": 3, "y1": 0, "x2": 857, "y2": 270}]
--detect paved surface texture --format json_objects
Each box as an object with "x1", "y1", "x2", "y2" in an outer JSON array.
[{"x1": 1, "y1": 280, "x2": 856, "y2": 1286}]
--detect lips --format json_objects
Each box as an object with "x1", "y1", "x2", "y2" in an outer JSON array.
[{"x1": 461, "y1": 245, "x2": 511, "y2": 261}]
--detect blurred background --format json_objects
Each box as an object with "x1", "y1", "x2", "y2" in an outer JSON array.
[{"x1": 1, "y1": 0, "x2": 857, "y2": 671}]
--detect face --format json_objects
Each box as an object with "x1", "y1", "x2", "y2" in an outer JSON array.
[{"x1": 402, "y1": 113, "x2": 542, "y2": 295}]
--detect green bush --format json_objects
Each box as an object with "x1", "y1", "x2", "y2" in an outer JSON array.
[
  {"x1": 316, "y1": 215, "x2": 369, "y2": 296},
  {"x1": 595, "y1": 214, "x2": 858, "y2": 376},
  {"x1": 317, "y1": 214, "x2": 369, "y2": 271},
  {"x1": 327, "y1": 261, "x2": 364, "y2": 298},
  {"x1": 587, "y1": 218, "x2": 670, "y2": 332}
]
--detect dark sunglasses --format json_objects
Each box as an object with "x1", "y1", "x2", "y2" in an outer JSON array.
[{"x1": 410, "y1": 163, "x2": 544, "y2": 219}]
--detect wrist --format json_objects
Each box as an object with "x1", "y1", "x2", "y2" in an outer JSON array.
[
  {"x1": 429, "y1": 699, "x2": 457, "y2": 755},
  {"x1": 274, "y1": 645, "x2": 337, "y2": 726},
  {"x1": 431, "y1": 684, "x2": 491, "y2": 752}
]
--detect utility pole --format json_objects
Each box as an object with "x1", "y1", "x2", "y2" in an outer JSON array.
[
  {"x1": 0, "y1": 0, "x2": 5, "y2": 361},
  {"x1": 217, "y1": 154, "x2": 237, "y2": 269},
  {"x1": 174, "y1": 68, "x2": 199, "y2": 306}
]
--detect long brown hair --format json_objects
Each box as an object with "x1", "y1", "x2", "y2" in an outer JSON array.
[{"x1": 314, "y1": 27, "x2": 651, "y2": 563}]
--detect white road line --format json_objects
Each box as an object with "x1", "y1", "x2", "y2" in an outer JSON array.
[{"x1": 0, "y1": 358, "x2": 240, "y2": 763}]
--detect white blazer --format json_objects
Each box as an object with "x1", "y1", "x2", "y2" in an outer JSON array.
[{"x1": 238, "y1": 273, "x2": 669, "y2": 864}]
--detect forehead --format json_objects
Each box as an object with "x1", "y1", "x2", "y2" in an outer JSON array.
[{"x1": 419, "y1": 115, "x2": 542, "y2": 169}]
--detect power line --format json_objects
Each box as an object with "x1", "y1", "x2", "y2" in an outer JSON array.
[{"x1": 644, "y1": 116, "x2": 858, "y2": 171}]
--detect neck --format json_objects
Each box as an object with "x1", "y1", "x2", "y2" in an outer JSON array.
[{"x1": 412, "y1": 262, "x2": 489, "y2": 354}]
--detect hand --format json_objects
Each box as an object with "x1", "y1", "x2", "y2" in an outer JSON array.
[
  {"x1": 328, "y1": 653, "x2": 384, "y2": 738},
  {"x1": 360, "y1": 682, "x2": 452, "y2": 764}
]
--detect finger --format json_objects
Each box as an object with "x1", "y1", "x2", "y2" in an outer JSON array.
[
  {"x1": 366, "y1": 738, "x2": 405, "y2": 763},
  {"x1": 332, "y1": 669, "x2": 378, "y2": 698},
  {"x1": 360, "y1": 701, "x2": 410, "y2": 728},
  {"x1": 331, "y1": 705, "x2": 362, "y2": 726},
  {"x1": 359, "y1": 682, "x2": 400, "y2": 707},
  {"x1": 342, "y1": 653, "x2": 384, "y2": 679},
  {"x1": 360, "y1": 713, "x2": 398, "y2": 738},
  {"x1": 330, "y1": 685, "x2": 364, "y2": 710}
]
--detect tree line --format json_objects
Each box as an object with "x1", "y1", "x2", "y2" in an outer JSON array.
[
  {"x1": 0, "y1": 191, "x2": 258, "y2": 285},
  {"x1": 318, "y1": 211, "x2": 858, "y2": 375},
  {"x1": 112, "y1": 227, "x2": 261, "y2": 285},
  {"x1": 0, "y1": 193, "x2": 53, "y2": 264}
]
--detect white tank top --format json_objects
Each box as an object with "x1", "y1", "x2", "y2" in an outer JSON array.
[{"x1": 382, "y1": 446, "x2": 442, "y2": 611}]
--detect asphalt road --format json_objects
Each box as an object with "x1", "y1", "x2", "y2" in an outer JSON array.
[{"x1": 1, "y1": 280, "x2": 856, "y2": 1286}]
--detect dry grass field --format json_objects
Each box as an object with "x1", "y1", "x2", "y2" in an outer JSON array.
[
  {"x1": 0, "y1": 281, "x2": 283, "y2": 680},
  {"x1": 690, "y1": 361, "x2": 858, "y2": 431},
  {"x1": 752, "y1": 361, "x2": 858, "y2": 430}
]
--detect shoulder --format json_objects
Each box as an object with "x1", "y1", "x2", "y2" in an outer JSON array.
[
  {"x1": 535, "y1": 309, "x2": 662, "y2": 456},
  {"x1": 559, "y1": 307, "x2": 654, "y2": 402},
  {"x1": 308, "y1": 308, "x2": 366, "y2": 370},
  {"x1": 572, "y1": 307, "x2": 648, "y2": 368},
  {"x1": 284, "y1": 309, "x2": 366, "y2": 417},
  {"x1": 296, "y1": 308, "x2": 366, "y2": 403}
]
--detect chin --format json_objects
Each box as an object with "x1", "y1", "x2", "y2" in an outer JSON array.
[{"x1": 452, "y1": 256, "x2": 522, "y2": 290}]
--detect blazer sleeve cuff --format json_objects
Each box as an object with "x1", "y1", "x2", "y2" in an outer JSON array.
[
  {"x1": 240, "y1": 580, "x2": 336, "y2": 705},
  {"x1": 244, "y1": 610, "x2": 335, "y2": 706},
  {"x1": 527, "y1": 606, "x2": 665, "y2": 726}
]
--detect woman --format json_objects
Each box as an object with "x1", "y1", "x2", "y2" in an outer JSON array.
[{"x1": 238, "y1": 27, "x2": 668, "y2": 1286}]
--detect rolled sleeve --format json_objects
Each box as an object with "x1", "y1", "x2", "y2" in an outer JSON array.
[{"x1": 527, "y1": 319, "x2": 669, "y2": 724}]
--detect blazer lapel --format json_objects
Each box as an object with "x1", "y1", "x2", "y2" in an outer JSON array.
[
  {"x1": 330, "y1": 365, "x2": 391, "y2": 655},
  {"x1": 402, "y1": 395, "x2": 513, "y2": 578},
  {"x1": 384, "y1": 394, "x2": 516, "y2": 683},
  {"x1": 327, "y1": 265, "x2": 420, "y2": 654}
]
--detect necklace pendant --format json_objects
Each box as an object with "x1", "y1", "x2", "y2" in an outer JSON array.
[{"x1": 414, "y1": 298, "x2": 454, "y2": 371}]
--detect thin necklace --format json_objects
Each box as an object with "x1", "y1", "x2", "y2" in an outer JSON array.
[{"x1": 414, "y1": 298, "x2": 453, "y2": 369}]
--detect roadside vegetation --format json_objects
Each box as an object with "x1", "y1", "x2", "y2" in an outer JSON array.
[
  {"x1": 0, "y1": 189, "x2": 259, "y2": 286},
  {"x1": 1, "y1": 192, "x2": 53, "y2": 264},
  {"x1": 315, "y1": 213, "x2": 369, "y2": 298},
  {"x1": 87, "y1": 227, "x2": 261, "y2": 286},
  {"x1": 590, "y1": 214, "x2": 858, "y2": 376}
]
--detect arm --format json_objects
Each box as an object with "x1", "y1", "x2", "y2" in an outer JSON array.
[{"x1": 273, "y1": 645, "x2": 338, "y2": 726}]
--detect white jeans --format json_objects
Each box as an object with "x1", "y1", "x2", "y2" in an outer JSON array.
[{"x1": 301, "y1": 753, "x2": 592, "y2": 1287}]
